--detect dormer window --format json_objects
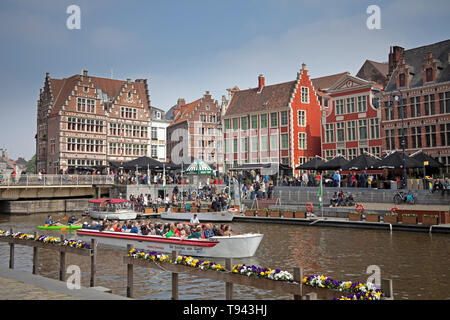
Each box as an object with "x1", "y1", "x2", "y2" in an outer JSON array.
[
  {"x1": 127, "y1": 91, "x2": 132, "y2": 99},
  {"x1": 83, "y1": 86, "x2": 89, "y2": 92},
  {"x1": 399, "y1": 73, "x2": 406, "y2": 87},
  {"x1": 425, "y1": 68, "x2": 433, "y2": 82}
]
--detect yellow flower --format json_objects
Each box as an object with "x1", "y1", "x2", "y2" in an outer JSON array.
[{"x1": 302, "y1": 277, "x2": 307, "y2": 283}]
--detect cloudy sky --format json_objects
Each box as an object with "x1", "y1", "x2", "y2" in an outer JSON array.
[{"x1": 0, "y1": 0, "x2": 449, "y2": 160}]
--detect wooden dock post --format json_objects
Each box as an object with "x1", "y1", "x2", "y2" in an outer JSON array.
[
  {"x1": 225, "y1": 258, "x2": 233, "y2": 300},
  {"x1": 32, "y1": 231, "x2": 38, "y2": 275},
  {"x1": 90, "y1": 239, "x2": 97, "y2": 287},
  {"x1": 302, "y1": 292, "x2": 317, "y2": 300},
  {"x1": 9, "y1": 228, "x2": 14, "y2": 269},
  {"x1": 126, "y1": 244, "x2": 134, "y2": 298},
  {"x1": 381, "y1": 278, "x2": 394, "y2": 300},
  {"x1": 59, "y1": 234, "x2": 66, "y2": 281},
  {"x1": 293, "y1": 267, "x2": 303, "y2": 300},
  {"x1": 171, "y1": 250, "x2": 179, "y2": 300}
]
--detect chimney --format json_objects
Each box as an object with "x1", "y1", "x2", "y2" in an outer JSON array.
[
  {"x1": 258, "y1": 74, "x2": 265, "y2": 92},
  {"x1": 388, "y1": 45, "x2": 404, "y2": 74},
  {"x1": 177, "y1": 98, "x2": 186, "y2": 108}
]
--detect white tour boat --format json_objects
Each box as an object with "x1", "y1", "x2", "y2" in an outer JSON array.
[
  {"x1": 85, "y1": 199, "x2": 137, "y2": 220},
  {"x1": 76, "y1": 228, "x2": 263, "y2": 258},
  {"x1": 160, "y1": 208, "x2": 237, "y2": 222}
]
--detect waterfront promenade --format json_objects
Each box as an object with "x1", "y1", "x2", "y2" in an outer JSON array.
[{"x1": 0, "y1": 267, "x2": 129, "y2": 300}]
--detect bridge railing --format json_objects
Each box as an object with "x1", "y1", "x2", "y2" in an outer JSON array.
[{"x1": 0, "y1": 174, "x2": 114, "y2": 186}]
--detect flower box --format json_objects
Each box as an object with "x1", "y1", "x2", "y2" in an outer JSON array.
[
  {"x1": 244, "y1": 210, "x2": 255, "y2": 217},
  {"x1": 200, "y1": 208, "x2": 209, "y2": 213},
  {"x1": 282, "y1": 210, "x2": 294, "y2": 218},
  {"x1": 365, "y1": 213, "x2": 380, "y2": 222},
  {"x1": 401, "y1": 214, "x2": 417, "y2": 225},
  {"x1": 348, "y1": 213, "x2": 362, "y2": 221},
  {"x1": 268, "y1": 210, "x2": 280, "y2": 218},
  {"x1": 157, "y1": 207, "x2": 165, "y2": 213},
  {"x1": 144, "y1": 208, "x2": 153, "y2": 214},
  {"x1": 422, "y1": 215, "x2": 438, "y2": 226},
  {"x1": 294, "y1": 211, "x2": 306, "y2": 219},
  {"x1": 255, "y1": 209, "x2": 267, "y2": 217},
  {"x1": 383, "y1": 215, "x2": 398, "y2": 224}
]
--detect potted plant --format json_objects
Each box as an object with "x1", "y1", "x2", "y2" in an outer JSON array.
[
  {"x1": 348, "y1": 212, "x2": 362, "y2": 221},
  {"x1": 402, "y1": 213, "x2": 418, "y2": 225},
  {"x1": 157, "y1": 206, "x2": 165, "y2": 213},
  {"x1": 255, "y1": 208, "x2": 267, "y2": 217},
  {"x1": 294, "y1": 211, "x2": 306, "y2": 219},
  {"x1": 282, "y1": 210, "x2": 294, "y2": 218},
  {"x1": 422, "y1": 214, "x2": 438, "y2": 226},
  {"x1": 145, "y1": 207, "x2": 154, "y2": 214},
  {"x1": 383, "y1": 213, "x2": 398, "y2": 224},
  {"x1": 365, "y1": 212, "x2": 380, "y2": 222}
]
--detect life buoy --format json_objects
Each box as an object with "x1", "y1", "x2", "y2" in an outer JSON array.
[
  {"x1": 305, "y1": 203, "x2": 313, "y2": 212},
  {"x1": 390, "y1": 206, "x2": 399, "y2": 215},
  {"x1": 355, "y1": 203, "x2": 365, "y2": 214}
]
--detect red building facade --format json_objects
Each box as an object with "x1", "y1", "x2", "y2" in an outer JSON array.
[
  {"x1": 223, "y1": 64, "x2": 321, "y2": 174},
  {"x1": 320, "y1": 74, "x2": 383, "y2": 160}
]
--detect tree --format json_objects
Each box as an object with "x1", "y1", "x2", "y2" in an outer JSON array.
[{"x1": 25, "y1": 154, "x2": 36, "y2": 174}]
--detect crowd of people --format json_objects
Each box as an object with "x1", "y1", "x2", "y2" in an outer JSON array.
[{"x1": 81, "y1": 219, "x2": 233, "y2": 239}]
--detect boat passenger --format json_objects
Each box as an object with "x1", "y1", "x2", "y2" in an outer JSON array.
[
  {"x1": 67, "y1": 216, "x2": 77, "y2": 225},
  {"x1": 175, "y1": 224, "x2": 183, "y2": 237},
  {"x1": 164, "y1": 224, "x2": 176, "y2": 238},
  {"x1": 184, "y1": 201, "x2": 191, "y2": 212},
  {"x1": 213, "y1": 225, "x2": 223, "y2": 236},
  {"x1": 223, "y1": 225, "x2": 233, "y2": 236},
  {"x1": 203, "y1": 224, "x2": 215, "y2": 239},
  {"x1": 130, "y1": 222, "x2": 139, "y2": 234},
  {"x1": 187, "y1": 226, "x2": 203, "y2": 239}
]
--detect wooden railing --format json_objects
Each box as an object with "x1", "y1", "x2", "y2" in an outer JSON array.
[
  {"x1": 0, "y1": 229, "x2": 97, "y2": 286},
  {"x1": 123, "y1": 244, "x2": 393, "y2": 300}
]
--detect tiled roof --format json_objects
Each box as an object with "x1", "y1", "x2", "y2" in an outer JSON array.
[
  {"x1": 224, "y1": 80, "x2": 297, "y2": 117},
  {"x1": 367, "y1": 60, "x2": 389, "y2": 77},
  {"x1": 311, "y1": 72, "x2": 349, "y2": 91},
  {"x1": 385, "y1": 39, "x2": 450, "y2": 91},
  {"x1": 170, "y1": 98, "x2": 202, "y2": 126}
]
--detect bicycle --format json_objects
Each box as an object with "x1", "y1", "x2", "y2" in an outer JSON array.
[{"x1": 393, "y1": 190, "x2": 416, "y2": 205}]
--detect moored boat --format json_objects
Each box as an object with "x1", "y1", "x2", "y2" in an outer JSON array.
[
  {"x1": 86, "y1": 199, "x2": 137, "y2": 220},
  {"x1": 160, "y1": 208, "x2": 237, "y2": 222},
  {"x1": 76, "y1": 228, "x2": 263, "y2": 258},
  {"x1": 37, "y1": 225, "x2": 82, "y2": 230}
]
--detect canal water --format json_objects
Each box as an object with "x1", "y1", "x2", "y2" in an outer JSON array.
[{"x1": 0, "y1": 212, "x2": 449, "y2": 300}]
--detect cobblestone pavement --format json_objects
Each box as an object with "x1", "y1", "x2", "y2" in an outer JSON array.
[{"x1": 0, "y1": 276, "x2": 83, "y2": 300}]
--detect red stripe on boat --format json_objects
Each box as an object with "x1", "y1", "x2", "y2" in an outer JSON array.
[{"x1": 76, "y1": 230, "x2": 218, "y2": 247}]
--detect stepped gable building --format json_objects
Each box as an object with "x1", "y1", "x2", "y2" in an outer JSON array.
[
  {"x1": 36, "y1": 70, "x2": 151, "y2": 173},
  {"x1": 166, "y1": 92, "x2": 222, "y2": 170},
  {"x1": 381, "y1": 39, "x2": 450, "y2": 173},
  {"x1": 319, "y1": 73, "x2": 383, "y2": 161},
  {"x1": 222, "y1": 64, "x2": 321, "y2": 174}
]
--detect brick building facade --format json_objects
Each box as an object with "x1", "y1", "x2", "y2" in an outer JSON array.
[
  {"x1": 381, "y1": 39, "x2": 450, "y2": 173},
  {"x1": 36, "y1": 70, "x2": 151, "y2": 173},
  {"x1": 166, "y1": 92, "x2": 222, "y2": 170}
]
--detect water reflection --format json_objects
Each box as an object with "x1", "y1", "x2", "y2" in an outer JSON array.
[{"x1": 0, "y1": 212, "x2": 449, "y2": 300}]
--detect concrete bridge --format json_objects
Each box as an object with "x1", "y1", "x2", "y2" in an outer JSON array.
[
  {"x1": 0, "y1": 174, "x2": 114, "y2": 200},
  {"x1": 0, "y1": 174, "x2": 114, "y2": 214}
]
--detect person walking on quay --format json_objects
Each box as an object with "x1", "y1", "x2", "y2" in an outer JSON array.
[{"x1": 442, "y1": 178, "x2": 450, "y2": 196}]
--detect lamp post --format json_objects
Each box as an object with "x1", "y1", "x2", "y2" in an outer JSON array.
[{"x1": 390, "y1": 91, "x2": 407, "y2": 189}]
